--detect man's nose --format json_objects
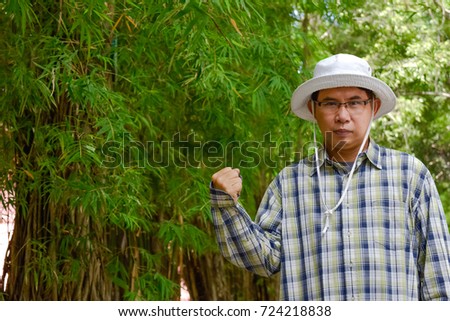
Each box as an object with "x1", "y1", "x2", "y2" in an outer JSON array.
[{"x1": 336, "y1": 105, "x2": 351, "y2": 122}]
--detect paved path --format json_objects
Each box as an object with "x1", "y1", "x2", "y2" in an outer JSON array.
[
  {"x1": 1, "y1": 191, "x2": 15, "y2": 278},
  {"x1": 0, "y1": 221, "x2": 13, "y2": 278}
]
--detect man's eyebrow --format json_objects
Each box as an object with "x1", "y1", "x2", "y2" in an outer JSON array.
[{"x1": 320, "y1": 95, "x2": 366, "y2": 101}]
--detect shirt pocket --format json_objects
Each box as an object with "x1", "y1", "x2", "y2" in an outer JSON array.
[{"x1": 367, "y1": 199, "x2": 412, "y2": 252}]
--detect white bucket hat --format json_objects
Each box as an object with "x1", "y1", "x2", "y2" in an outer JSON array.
[{"x1": 291, "y1": 54, "x2": 396, "y2": 122}]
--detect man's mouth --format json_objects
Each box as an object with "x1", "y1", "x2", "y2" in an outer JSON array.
[{"x1": 334, "y1": 129, "x2": 352, "y2": 137}]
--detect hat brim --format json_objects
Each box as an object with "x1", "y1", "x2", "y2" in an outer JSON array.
[{"x1": 291, "y1": 74, "x2": 396, "y2": 122}]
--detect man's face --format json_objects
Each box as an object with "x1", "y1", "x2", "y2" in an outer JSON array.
[{"x1": 308, "y1": 87, "x2": 381, "y2": 162}]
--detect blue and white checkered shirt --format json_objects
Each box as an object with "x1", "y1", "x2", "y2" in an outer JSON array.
[{"x1": 210, "y1": 141, "x2": 450, "y2": 300}]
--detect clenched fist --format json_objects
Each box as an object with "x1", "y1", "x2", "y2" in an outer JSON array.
[{"x1": 211, "y1": 167, "x2": 242, "y2": 202}]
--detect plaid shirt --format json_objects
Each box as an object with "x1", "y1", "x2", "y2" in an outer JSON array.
[{"x1": 210, "y1": 141, "x2": 450, "y2": 300}]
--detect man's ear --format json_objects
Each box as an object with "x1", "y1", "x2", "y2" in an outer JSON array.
[
  {"x1": 307, "y1": 100, "x2": 314, "y2": 116},
  {"x1": 373, "y1": 98, "x2": 381, "y2": 116}
]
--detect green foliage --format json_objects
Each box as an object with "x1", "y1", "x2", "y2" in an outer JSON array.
[{"x1": 0, "y1": 0, "x2": 305, "y2": 300}]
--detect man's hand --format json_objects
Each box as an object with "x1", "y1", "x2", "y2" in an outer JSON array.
[{"x1": 211, "y1": 167, "x2": 242, "y2": 202}]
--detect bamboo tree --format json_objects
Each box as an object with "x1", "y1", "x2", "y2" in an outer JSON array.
[{"x1": 0, "y1": 0, "x2": 307, "y2": 300}]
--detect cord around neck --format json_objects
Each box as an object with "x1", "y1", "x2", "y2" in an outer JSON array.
[{"x1": 312, "y1": 101, "x2": 375, "y2": 235}]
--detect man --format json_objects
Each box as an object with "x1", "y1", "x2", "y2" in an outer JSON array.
[{"x1": 210, "y1": 54, "x2": 450, "y2": 300}]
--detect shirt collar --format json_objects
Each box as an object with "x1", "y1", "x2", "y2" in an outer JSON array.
[
  {"x1": 365, "y1": 140, "x2": 383, "y2": 170},
  {"x1": 308, "y1": 139, "x2": 382, "y2": 176}
]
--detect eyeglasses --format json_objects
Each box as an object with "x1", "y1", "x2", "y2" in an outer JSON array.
[{"x1": 313, "y1": 99, "x2": 372, "y2": 114}]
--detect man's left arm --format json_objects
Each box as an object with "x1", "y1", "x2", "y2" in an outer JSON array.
[{"x1": 418, "y1": 174, "x2": 450, "y2": 300}]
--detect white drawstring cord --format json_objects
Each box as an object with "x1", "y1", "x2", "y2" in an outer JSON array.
[{"x1": 312, "y1": 100, "x2": 375, "y2": 235}]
